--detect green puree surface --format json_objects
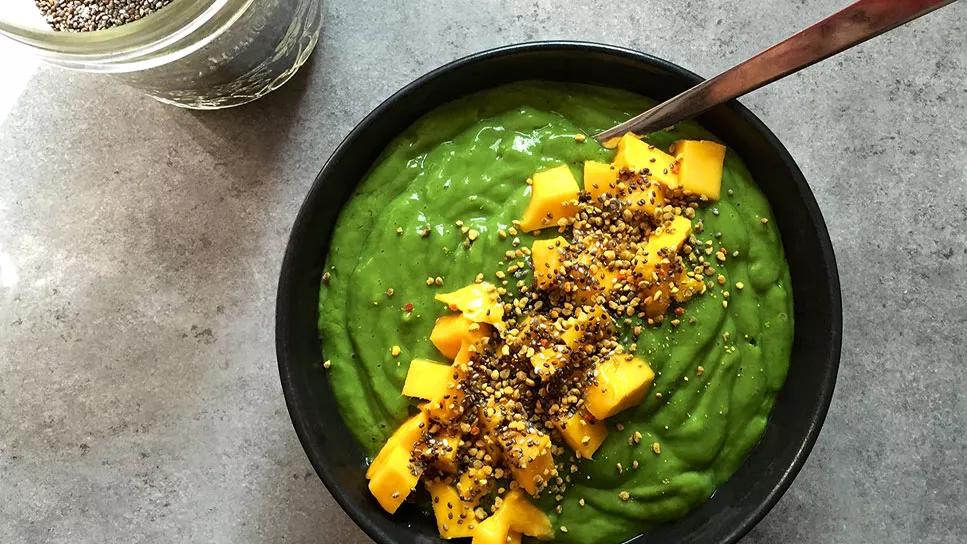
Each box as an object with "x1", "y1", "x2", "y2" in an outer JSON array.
[{"x1": 318, "y1": 82, "x2": 794, "y2": 543}]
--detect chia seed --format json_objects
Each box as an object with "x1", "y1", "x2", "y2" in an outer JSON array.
[{"x1": 36, "y1": 0, "x2": 176, "y2": 32}]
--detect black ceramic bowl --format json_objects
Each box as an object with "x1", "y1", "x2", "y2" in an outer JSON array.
[{"x1": 277, "y1": 42, "x2": 842, "y2": 544}]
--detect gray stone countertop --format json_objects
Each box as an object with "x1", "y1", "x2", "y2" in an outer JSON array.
[{"x1": 1, "y1": 1, "x2": 965, "y2": 543}]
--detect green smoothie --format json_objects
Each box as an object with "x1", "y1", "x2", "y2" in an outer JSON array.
[{"x1": 319, "y1": 82, "x2": 793, "y2": 543}]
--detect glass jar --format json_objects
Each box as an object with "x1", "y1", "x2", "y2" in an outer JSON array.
[{"x1": 0, "y1": 0, "x2": 322, "y2": 109}]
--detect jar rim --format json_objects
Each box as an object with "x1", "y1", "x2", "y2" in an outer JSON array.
[{"x1": 0, "y1": 0, "x2": 252, "y2": 70}]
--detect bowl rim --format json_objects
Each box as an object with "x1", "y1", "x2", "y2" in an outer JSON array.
[{"x1": 277, "y1": 40, "x2": 842, "y2": 544}]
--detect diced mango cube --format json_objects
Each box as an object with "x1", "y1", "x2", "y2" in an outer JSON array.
[
  {"x1": 612, "y1": 133, "x2": 680, "y2": 190},
  {"x1": 367, "y1": 412, "x2": 428, "y2": 478},
  {"x1": 561, "y1": 305, "x2": 611, "y2": 348},
  {"x1": 560, "y1": 325, "x2": 581, "y2": 348},
  {"x1": 635, "y1": 215, "x2": 692, "y2": 281},
  {"x1": 402, "y1": 359, "x2": 452, "y2": 400},
  {"x1": 622, "y1": 182, "x2": 665, "y2": 217},
  {"x1": 422, "y1": 353, "x2": 467, "y2": 424},
  {"x1": 478, "y1": 403, "x2": 502, "y2": 434},
  {"x1": 557, "y1": 411, "x2": 608, "y2": 459},
  {"x1": 471, "y1": 490, "x2": 553, "y2": 543},
  {"x1": 644, "y1": 285, "x2": 671, "y2": 318},
  {"x1": 574, "y1": 267, "x2": 617, "y2": 305},
  {"x1": 457, "y1": 465, "x2": 494, "y2": 502},
  {"x1": 453, "y1": 340, "x2": 474, "y2": 367},
  {"x1": 507, "y1": 432, "x2": 556, "y2": 496},
  {"x1": 648, "y1": 214, "x2": 692, "y2": 255},
  {"x1": 501, "y1": 489, "x2": 554, "y2": 539},
  {"x1": 672, "y1": 139, "x2": 726, "y2": 200},
  {"x1": 431, "y1": 314, "x2": 490, "y2": 359},
  {"x1": 367, "y1": 445, "x2": 422, "y2": 514},
  {"x1": 585, "y1": 353, "x2": 655, "y2": 420},
  {"x1": 672, "y1": 267, "x2": 707, "y2": 303},
  {"x1": 586, "y1": 156, "x2": 666, "y2": 216},
  {"x1": 519, "y1": 165, "x2": 580, "y2": 232},
  {"x1": 472, "y1": 511, "x2": 511, "y2": 544},
  {"x1": 583, "y1": 160, "x2": 618, "y2": 199},
  {"x1": 529, "y1": 347, "x2": 565, "y2": 378},
  {"x1": 531, "y1": 237, "x2": 568, "y2": 289},
  {"x1": 642, "y1": 261, "x2": 706, "y2": 316},
  {"x1": 428, "y1": 480, "x2": 477, "y2": 539},
  {"x1": 423, "y1": 380, "x2": 465, "y2": 424},
  {"x1": 427, "y1": 432, "x2": 462, "y2": 474},
  {"x1": 436, "y1": 282, "x2": 504, "y2": 330},
  {"x1": 602, "y1": 135, "x2": 623, "y2": 149},
  {"x1": 573, "y1": 248, "x2": 619, "y2": 304}
]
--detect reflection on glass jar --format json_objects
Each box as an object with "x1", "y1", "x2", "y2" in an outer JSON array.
[{"x1": 0, "y1": 0, "x2": 323, "y2": 109}]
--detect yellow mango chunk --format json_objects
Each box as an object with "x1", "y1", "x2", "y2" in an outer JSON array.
[
  {"x1": 519, "y1": 165, "x2": 580, "y2": 232},
  {"x1": 560, "y1": 326, "x2": 581, "y2": 348},
  {"x1": 642, "y1": 261, "x2": 706, "y2": 316},
  {"x1": 672, "y1": 268, "x2": 707, "y2": 303},
  {"x1": 573, "y1": 248, "x2": 619, "y2": 304},
  {"x1": 478, "y1": 401, "x2": 505, "y2": 434},
  {"x1": 557, "y1": 411, "x2": 608, "y2": 459},
  {"x1": 423, "y1": 378, "x2": 465, "y2": 424},
  {"x1": 480, "y1": 397, "x2": 542, "y2": 438},
  {"x1": 436, "y1": 282, "x2": 504, "y2": 330},
  {"x1": 367, "y1": 445, "x2": 423, "y2": 514},
  {"x1": 672, "y1": 139, "x2": 726, "y2": 200},
  {"x1": 585, "y1": 353, "x2": 655, "y2": 420},
  {"x1": 602, "y1": 135, "x2": 623, "y2": 149},
  {"x1": 428, "y1": 480, "x2": 477, "y2": 539},
  {"x1": 451, "y1": 339, "x2": 474, "y2": 370},
  {"x1": 507, "y1": 432, "x2": 556, "y2": 496},
  {"x1": 612, "y1": 133, "x2": 680, "y2": 190},
  {"x1": 644, "y1": 285, "x2": 672, "y2": 318},
  {"x1": 531, "y1": 236, "x2": 568, "y2": 289},
  {"x1": 529, "y1": 347, "x2": 566, "y2": 378},
  {"x1": 431, "y1": 314, "x2": 490, "y2": 359},
  {"x1": 501, "y1": 489, "x2": 554, "y2": 539},
  {"x1": 367, "y1": 411, "x2": 428, "y2": 478},
  {"x1": 561, "y1": 305, "x2": 611, "y2": 348},
  {"x1": 574, "y1": 268, "x2": 618, "y2": 305},
  {"x1": 427, "y1": 432, "x2": 462, "y2": 474},
  {"x1": 401, "y1": 359, "x2": 452, "y2": 400},
  {"x1": 471, "y1": 490, "x2": 553, "y2": 543},
  {"x1": 622, "y1": 182, "x2": 666, "y2": 216},
  {"x1": 586, "y1": 156, "x2": 666, "y2": 216},
  {"x1": 422, "y1": 345, "x2": 469, "y2": 424},
  {"x1": 457, "y1": 465, "x2": 495, "y2": 501},
  {"x1": 635, "y1": 215, "x2": 692, "y2": 281},
  {"x1": 648, "y1": 215, "x2": 692, "y2": 254},
  {"x1": 582, "y1": 160, "x2": 618, "y2": 199},
  {"x1": 472, "y1": 511, "x2": 511, "y2": 544},
  {"x1": 417, "y1": 345, "x2": 470, "y2": 424}
]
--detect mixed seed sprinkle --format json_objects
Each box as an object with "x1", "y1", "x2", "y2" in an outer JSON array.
[{"x1": 392, "y1": 161, "x2": 733, "y2": 516}]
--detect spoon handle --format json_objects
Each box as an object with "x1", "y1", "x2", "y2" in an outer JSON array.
[{"x1": 596, "y1": 0, "x2": 958, "y2": 142}]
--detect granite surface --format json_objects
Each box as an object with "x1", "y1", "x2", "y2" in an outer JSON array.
[{"x1": 1, "y1": 1, "x2": 965, "y2": 543}]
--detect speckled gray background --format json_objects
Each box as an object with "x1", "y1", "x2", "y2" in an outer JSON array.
[{"x1": 1, "y1": 1, "x2": 965, "y2": 543}]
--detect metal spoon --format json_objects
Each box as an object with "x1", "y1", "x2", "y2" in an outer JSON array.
[{"x1": 596, "y1": 0, "x2": 958, "y2": 142}]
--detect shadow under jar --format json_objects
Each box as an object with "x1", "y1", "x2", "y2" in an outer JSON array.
[{"x1": 0, "y1": 0, "x2": 322, "y2": 109}]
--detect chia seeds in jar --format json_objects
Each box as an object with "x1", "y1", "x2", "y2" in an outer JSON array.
[
  {"x1": 36, "y1": 0, "x2": 177, "y2": 32},
  {"x1": 20, "y1": 0, "x2": 323, "y2": 109}
]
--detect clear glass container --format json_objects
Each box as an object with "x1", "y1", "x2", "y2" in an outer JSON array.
[{"x1": 0, "y1": 0, "x2": 322, "y2": 109}]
